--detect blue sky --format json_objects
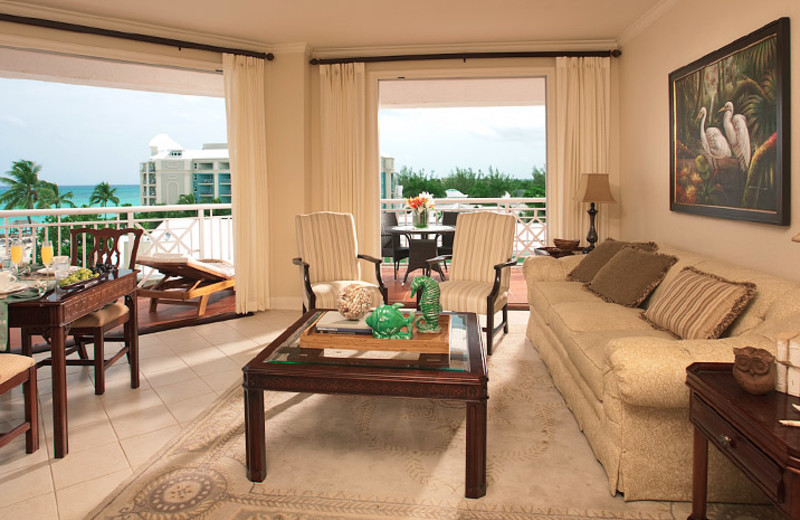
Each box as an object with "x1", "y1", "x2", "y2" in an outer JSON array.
[
  {"x1": 0, "y1": 78, "x2": 227, "y2": 185},
  {"x1": 379, "y1": 105, "x2": 546, "y2": 179},
  {"x1": 0, "y1": 77, "x2": 546, "y2": 186}
]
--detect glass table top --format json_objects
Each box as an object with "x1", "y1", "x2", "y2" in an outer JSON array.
[{"x1": 266, "y1": 311, "x2": 470, "y2": 372}]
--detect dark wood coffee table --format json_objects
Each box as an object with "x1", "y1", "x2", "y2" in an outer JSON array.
[
  {"x1": 242, "y1": 310, "x2": 488, "y2": 498},
  {"x1": 686, "y1": 362, "x2": 800, "y2": 519}
]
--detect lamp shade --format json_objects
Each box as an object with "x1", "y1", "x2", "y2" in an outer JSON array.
[
  {"x1": 575, "y1": 173, "x2": 616, "y2": 203},
  {"x1": 793, "y1": 232, "x2": 800, "y2": 243}
]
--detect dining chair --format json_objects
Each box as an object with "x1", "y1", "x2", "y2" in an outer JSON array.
[
  {"x1": 294, "y1": 211, "x2": 388, "y2": 312},
  {"x1": 438, "y1": 211, "x2": 459, "y2": 271},
  {"x1": 380, "y1": 212, "x2": 409, "y2": 280},
  {"x1": 427, "y1": 211, "x2": 516, "y2": 355},
  {"x1": 22, "y1": 227, "x2": 143, "y2": 395},
  {"x1": 0, "y1": 353, "x2": 38, "y2": 453}
]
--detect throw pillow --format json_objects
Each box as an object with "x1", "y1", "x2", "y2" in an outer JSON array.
[
  {"x1": 568, "y1": 239, "x2": 658, "y2": 283},
  {"x1": 587, "y1": 247, "x2": 677, "y2": 307},
  {"x1": 643, "y1": 266, "x2": 757, "y2": 340}
]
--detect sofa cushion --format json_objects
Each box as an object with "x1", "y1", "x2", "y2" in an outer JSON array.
[
  {"x1": 643, "y1": 267, "x2": 756, "y2": 340},
  {"x1": 528, "y1": 281, "x2": 600, "y2": 322},
  {"x1": 568, "y1": 239, "x2": 658, "y2": 283},
  {"x1": 550, "y1": 301, "x2": 656, "y2": 334},
  {"x1": 587, "y1": 248, "x2": 677, "y2": 307}
]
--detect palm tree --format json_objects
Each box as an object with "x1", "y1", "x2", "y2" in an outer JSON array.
[
  {"x1": 0, "y1": 159, "x2": 49, "y2": 224},
  {"x1": 89, "y1": 182, "x2": 120, "y2": 207},
  {"x1": 176, "y1": 193, "x2": 197, "y2": 205},
  {"x1": 38, "y1": 181, "x2": 76, "y2": 209}
]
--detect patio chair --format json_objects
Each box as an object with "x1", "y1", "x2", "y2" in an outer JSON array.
[
  {"x1": 427, "y1": 212, "x2": 516, "y2": 355},
  {"x1": 381, "y1": 212, "x2": 409, "y2": 280},
  {"x1": 136, "y1": 255, "x2": 235, "y2": 316},
  {"x1": 23, "y1": 227, "x2": 143, "y2": 395},
  {"x1": 294, "y1": 211, "x2": 388, "y2": 312},
  {"x1": 438, "y1": 211, "x2": 459, "y2": 271},
  {"x1": 0, "y1": 354, "x2": 38, "y2": 453}
]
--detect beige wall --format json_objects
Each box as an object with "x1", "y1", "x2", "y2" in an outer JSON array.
[
  {"x1": 619, "y1": 0, "x2": 800, "y2": 281},
  {"x1": 265, "y1": 46, "x2": 312, "y2": 310}
]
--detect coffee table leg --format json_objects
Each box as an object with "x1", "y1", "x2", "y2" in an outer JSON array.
[
  {"x1": 465, "y1": 399, "x2": 487, "y2": 498},
  {"x1": 689, "y1": 426, "x2": 709, "y2": 520},
  {"x1": 244, "y1": 387, "x2": 266, "y2": 482}
]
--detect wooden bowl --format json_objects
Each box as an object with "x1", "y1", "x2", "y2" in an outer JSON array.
[{"x1": 553, "y1": 239, "x2": 580, "y2": 251}]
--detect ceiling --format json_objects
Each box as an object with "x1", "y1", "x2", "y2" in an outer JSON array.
[{"x1": 4, "y1": 0, "x2": 666, "y2": 51}]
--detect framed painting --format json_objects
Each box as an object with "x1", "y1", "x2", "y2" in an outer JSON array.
[{"x1": 669, "y1": 17, "x2": 790, "y2": 225}]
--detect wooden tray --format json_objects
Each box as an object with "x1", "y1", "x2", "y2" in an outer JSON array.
[{"x1": 299, "y1": 313, "x2": 450, "y2": 354}]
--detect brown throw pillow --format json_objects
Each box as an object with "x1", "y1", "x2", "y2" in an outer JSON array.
[
  {"x1": 587, "y1": 247, "x2": 677, "y2": 307},
  {"x1": 643, "y1": 266, "x2": 756, "y2": 340},
  {"x1": 568, "y1": 239, "x2": 658, "y2": 283}
]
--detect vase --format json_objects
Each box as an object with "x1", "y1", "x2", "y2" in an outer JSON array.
[{"x1": 412, "y1": 210, "x2": 428, "y2": 228}]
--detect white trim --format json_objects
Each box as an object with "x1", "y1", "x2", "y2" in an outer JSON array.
[
  {"x1": 617, "y1": 0, "x2": 680, "y2": 46},
  {"x1": 270, "y1": 42, "x2": 312, "y2": 57}
]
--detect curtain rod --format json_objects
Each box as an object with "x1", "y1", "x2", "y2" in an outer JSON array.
[
  {"x1": 310, "y1": 49, "x2": 620, "y2": 65},
  {"x1": 0, "y1": 12, "x2": 274, "y2": 61}
]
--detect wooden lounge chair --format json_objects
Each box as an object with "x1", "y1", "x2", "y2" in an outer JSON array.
[{"x1": 137, "y1": 254, "x2": 235, "y2": 316}]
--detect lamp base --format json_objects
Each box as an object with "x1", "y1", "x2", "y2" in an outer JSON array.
[{"x1": 585, "y1": 202, "x2": 598, "y2": 252}]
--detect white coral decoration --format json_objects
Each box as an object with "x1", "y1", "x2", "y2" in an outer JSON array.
[{"x1": 336, "y1": 284, "x2": 373, "y2": 320}]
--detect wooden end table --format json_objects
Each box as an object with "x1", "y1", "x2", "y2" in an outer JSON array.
[
  {"x1": 686, "y1": 362, "x2": 800, "y2": 519},
  {"x1": 242, "y1": 310, "x2": 488, "y2": 498}
]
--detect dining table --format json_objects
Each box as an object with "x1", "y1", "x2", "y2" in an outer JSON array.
[
  {"x1": 389, "y1": 224, "x2": 456, "y2": 284},
  {"x1": 7, "y1": 269, "x2": 139, "y2": 458}
]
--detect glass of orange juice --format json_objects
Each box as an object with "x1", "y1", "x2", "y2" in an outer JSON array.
[
  {"x1": 9, "y1": 239, "x2": 23, "y2": 274},
  {"x1": 41, "y1": 239, "x2": 54, "y2": 270}
]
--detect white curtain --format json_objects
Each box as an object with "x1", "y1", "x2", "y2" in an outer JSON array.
[
  {"x1": 223, "y1": 53, "x2": 270, "y2": 313},
  {"x1": 319, "y1": 62, "x2": 379, "y2": 265},
  {"x1": 551, "y1": 57, "x2": 611, "y2": 243}
]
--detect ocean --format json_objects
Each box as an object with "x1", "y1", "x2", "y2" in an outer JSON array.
[{"x1": 52, "y1": 184, "x2": 141, "y2": 208}]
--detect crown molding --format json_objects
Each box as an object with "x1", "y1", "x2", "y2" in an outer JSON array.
[
  {"x1": 617, "y1": 0, "x2": 680, "y2": 47},
  {"x1": 311, "y1": 39, "x2": 619, "y2": 60},
  {"x1": 0, "y1": 0, "x2": 272, "y2": 53}
]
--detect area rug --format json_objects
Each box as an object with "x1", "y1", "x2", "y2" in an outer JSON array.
[{"x1": 89, "y1": 322, "x2": 778, "y2": 519}]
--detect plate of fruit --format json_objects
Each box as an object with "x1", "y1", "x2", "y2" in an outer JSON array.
[{"x1": 58, "y1": 267, "x2": 103, "y2": 289}]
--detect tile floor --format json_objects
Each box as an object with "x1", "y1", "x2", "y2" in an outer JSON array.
[{"x1": 0, "y1": 309, "x2": 301, "y2": 520}]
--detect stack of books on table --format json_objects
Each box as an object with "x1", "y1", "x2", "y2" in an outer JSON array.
[{"x1": 315, "y1": 311, "x2": 373, "y2": 335}]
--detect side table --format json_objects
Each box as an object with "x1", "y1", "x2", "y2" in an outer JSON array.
[
  {"x1": 533, "y1": 247, "x2": 586, "y2": 259},
  {"x1": 686, "y1": 362, "x2": 800, "y2": 519}
]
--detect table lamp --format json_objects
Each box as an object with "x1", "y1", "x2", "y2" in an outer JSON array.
[{"x1": 575, "y1": 173, "x2": 616, "y2": 252}]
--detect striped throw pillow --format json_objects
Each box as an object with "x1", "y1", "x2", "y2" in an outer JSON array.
[{"x1": 643, "y1": 267, "x2": 756, "y2": 340}]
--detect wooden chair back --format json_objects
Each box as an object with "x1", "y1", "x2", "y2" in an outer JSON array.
[{"x1": 69, "y1": 227, "x2": 143, "y2": 270}]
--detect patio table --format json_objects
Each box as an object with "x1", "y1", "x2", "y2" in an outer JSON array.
[{"x1": 389, "y1": 225, "x2": 455, "y2": 283}]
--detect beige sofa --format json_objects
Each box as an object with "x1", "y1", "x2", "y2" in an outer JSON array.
[{"x1": 523, "y1": 243, "x2": 800, "y2": 502}]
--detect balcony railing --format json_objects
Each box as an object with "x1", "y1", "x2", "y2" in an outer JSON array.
[
  {"x1": 381, "y1": 197, "x2": 547, "y2": 258},
  {"x1": 0, "y1": 204, "x2": 233, "y2": 282}
]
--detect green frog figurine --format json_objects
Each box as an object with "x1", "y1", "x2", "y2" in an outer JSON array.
[{"x1": 365, "y1": 303, "x2": 415, "y2": 339}]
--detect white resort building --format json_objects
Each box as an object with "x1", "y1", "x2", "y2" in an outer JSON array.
[{"x1": 139, "y1": 134, "x2": 231, "y2": 206}]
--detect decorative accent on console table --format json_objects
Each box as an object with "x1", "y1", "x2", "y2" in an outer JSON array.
[
  {"x1": 409, "y1": 276, "x2": 442, "y2": 333},
  {"x1": 774, "y1": 333, "x2": 800, "y2": 395},
  {"x1": 335, "y1": 283, "x2": 373, "y2": 320},
  {"x1": 732, "y1": 346, "x2": 775, "y2": 395},
  {"x1": 365, "y1": 303, "x2": 415, "y2": 339}
]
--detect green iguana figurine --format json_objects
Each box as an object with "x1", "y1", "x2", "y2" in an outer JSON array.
[{"x1": 365, "y1": 303, "x2": 415, "y2": 339}]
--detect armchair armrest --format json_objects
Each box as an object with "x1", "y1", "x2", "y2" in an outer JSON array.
[
  {"x1": 357, "y1": 254, "x2": 388, "y2": 304},
  {"x1": 488, "y1": 257, "x2": 517, "y2": 303},
  {"x1": 292, "y1": 257, "x2": 315, "y2": 310}
]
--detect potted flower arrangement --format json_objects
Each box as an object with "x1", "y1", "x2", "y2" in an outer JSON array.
[{"x1": 406, "y1": 192, "x2": 435, "y2": 228}]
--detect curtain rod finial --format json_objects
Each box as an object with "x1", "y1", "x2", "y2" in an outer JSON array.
[
  {"x1": 266, "y1": 53, "x2": 275, "y2": 61},
  {"x1": 611, "y1": 49, "x2": 622, "y2": 58}
]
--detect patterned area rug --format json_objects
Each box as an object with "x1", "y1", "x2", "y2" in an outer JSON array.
[{"x1": 89, "y1": 322, "x2": 779, "y2": 519}]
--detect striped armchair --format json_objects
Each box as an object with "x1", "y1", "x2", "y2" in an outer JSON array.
[
  {"x1": 294, "y1": 211, "x2": 388, "y2": 312},
  {"x1": 428, "y1": 211, "x2": 516, "y2": 354}
]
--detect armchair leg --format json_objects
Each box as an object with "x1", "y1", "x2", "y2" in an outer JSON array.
[
  {"x1": 503, "y1": 305, "x2": 509, "y2": 333},
  {"x1": 485, "y1": 310, "x2": 494, "y2": 356}
]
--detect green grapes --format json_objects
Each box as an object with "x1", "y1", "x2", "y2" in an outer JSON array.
[{"x1": 58, "y1": 267, "x2": 99, "y2": 286}]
